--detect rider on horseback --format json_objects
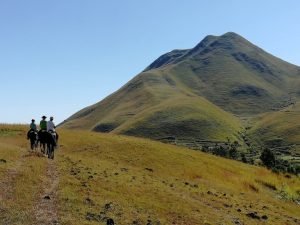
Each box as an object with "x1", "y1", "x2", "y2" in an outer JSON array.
[
  {"x1": 40, "y1": 116, "x2": 47, "y2": 131},
  {"x1": 47, "y1": 116, "x2": 58, "y2": 147},
  {"x1": 27, "y1": 119, "x2": 37, "y2": 139},
  {"x1": 38, "y1": 115, "x2": 48, "y2": 144}
]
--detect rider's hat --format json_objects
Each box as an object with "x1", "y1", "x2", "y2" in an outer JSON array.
[
  {"x1": 50, "y1": 116, "x2": 54, "y2": 120},
  {"x1": 31, "y1": 119, "x2": 35, "y2": 121},
  {"x1": 42, "y1": 116, "x2": 47, "y2": 119}
]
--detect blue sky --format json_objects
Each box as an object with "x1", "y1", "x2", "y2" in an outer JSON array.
[{"x1": 0, "y1": 0, "x2": 299, "y2": 124}]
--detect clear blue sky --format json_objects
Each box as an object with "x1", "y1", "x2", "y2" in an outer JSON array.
[{"x1": 1, "y1": 0, "x2": 299, "y2": 124}]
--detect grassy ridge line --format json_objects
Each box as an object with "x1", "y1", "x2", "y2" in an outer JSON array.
[
  {"x1": 62, "y1": 67, "x2": 243, "y2": 144},
  {"x1": 249, "y1": 103, "x2": 300, "y2": 144},
  {"x1": 114, "y1": 94, "x2": 243, "y2": 141},
  {"x1": 248, "y1": 102, "x2": 300, "y2": 163}
]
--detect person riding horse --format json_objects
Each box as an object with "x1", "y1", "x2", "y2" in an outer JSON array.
[
  {"x1": 35, "y1": 116, "x2": 55, "y2": 159},
  {"x1": 27, "y1": 115, "x2": 59, "y2": 159},
  {"x1": 39, "y1": 115, "x2": 47, "y2": 131},
  {"x1": 47, "y1": 116, "x2": 58, "y2": 147},
  {"x1": 27, "y1": 119, "x2": 37, "y2": 139},
  {"x1": 27, "y1": 119, "x2": 38, "y2": 149},
  {"x1": 38, "y1": 116, "x2": 49, "y2": 152}
]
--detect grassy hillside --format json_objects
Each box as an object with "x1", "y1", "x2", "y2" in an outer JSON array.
[
  {"x1": 62, "y1": 67, "x2": 243, "y2": 143},
  {"x1": 146, "y1": 32, "x2": 300, "y2": 115},
  {"x1": 1, "y1": 125, "x2": 300, "y2": 224},
  {"x1": 247, "y1": 102, "x2": 300, "y2": 169}
]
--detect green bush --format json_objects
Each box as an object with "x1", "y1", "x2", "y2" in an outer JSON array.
[{"x1": 260, "y1": 148, "x2": 276, "y2": 168}]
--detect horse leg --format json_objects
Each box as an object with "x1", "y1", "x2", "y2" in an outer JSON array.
[
  {"x1": 42, "y1": 143, "x2": 46, "y2": 154},
  {"x1": 30, "y1": 139, "x2": 34, "y2": 150},
  {"x1": 51, "y1": 143, "x2": 55, "y2": 159},
  {"x1": 51, "y1": 145, "x2": 54, "y2": 159},
  {"x1": 47, "y1": 143, "x2": 50, "y2": 158},
  {"x1": 48, "y1": 143, "x2": 54, "y2": 160}
]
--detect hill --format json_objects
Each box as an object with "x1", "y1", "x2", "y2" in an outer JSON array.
[
  {"x1": 247, "y1": 102, "x2": 300, "y2": 170},
  {"x1": 61, "y1": 32, "x2": 300, "y2": 142},
  {"x1": 0, "y1": 125, "x2": 300, "y2": 224}
]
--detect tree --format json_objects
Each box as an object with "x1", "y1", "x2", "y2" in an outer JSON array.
[
  {"x1": 213, "y1": 146, "x2": 227, "y2": 157},
  {"x1": 260, "y1": 148, "x2": 276, "y2": 168},
  {"x1": 229, "y1": 146, "x2": 238, "y2": 159},
  {"x1": 202, "y1": 145, "x2": 209, "y2": 152},
  {"x1": 241, "y1": 153, "x2": 247, "y2": 163}
]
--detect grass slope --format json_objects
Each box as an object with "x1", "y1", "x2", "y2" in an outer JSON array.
[
  {"x1": 1, "y1": 125, "x2": 300, "y2": 224},
  {"x1": 158, "y1": 32, "x2": 300, "y2": 115},
  {"x1": 62, "y1": 67, "x2": 243, "y2": 143},
  {"x1": 247, "y1": 102, "x2": 300, "y2": 168}
]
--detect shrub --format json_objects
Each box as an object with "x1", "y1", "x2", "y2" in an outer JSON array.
[
  {"x1": 260, "y1": 148, "x2": 276, "y2": 168},
  {"x1": 212, "y1": 145, "x2": 227, "y2": 157},
  {"x1": 229, "y1": 146, "x2": 238, "y2": 159},
  {"x1": 241, "y1": 153, "x2": 247, "y2": 163},
  {"x1": 202, "y1": 145, "x2": 209, "y2": 152},
  {"x1": 295, "y1": 166, "x2": 300, "y2": 175}
]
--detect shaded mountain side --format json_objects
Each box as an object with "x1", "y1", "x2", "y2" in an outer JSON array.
[{"x1": 61, "y1": 32, "x2": 300, "y2": 146}]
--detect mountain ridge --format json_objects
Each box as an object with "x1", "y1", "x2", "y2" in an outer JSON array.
[
  {"x1": 145, "y1": 32, "x2": 300, "y2": 72},
  {"x1": 62, "y1": 31, "x2": 300, "y2": 128}
]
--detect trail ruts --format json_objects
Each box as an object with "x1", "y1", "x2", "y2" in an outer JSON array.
[{"x1": 33, "y1": 160, "x2": 60, "y2": 225}]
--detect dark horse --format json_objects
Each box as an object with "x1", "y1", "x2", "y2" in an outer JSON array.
[
  {"x1": 38, "y1": 130, "x2": 57, "y2": 159},
  {"x1": 28, "y1": 130, "x2": 38, "y2": 150}
]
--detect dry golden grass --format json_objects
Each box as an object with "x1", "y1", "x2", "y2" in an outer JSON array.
[
  {"x1": 56, "y1": 129, "x2": 300, "y2": 225},
  {"x1": 0, "y1": 125, "x2": 299, "y2": 225},
  {"x1": 0, "y1": 125, "x2": 49, "y2": 224},
  {"x1": 249, "y1": 102, "x2": 300, "y2": 150}
]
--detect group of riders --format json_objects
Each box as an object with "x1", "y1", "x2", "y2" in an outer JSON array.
[{"x1": 27, "y1": 116, "x2": 59, "y2": 158}]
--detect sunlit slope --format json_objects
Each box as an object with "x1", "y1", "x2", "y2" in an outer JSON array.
[
  {"x1": 248, "y1": 102, "x2": 300, "y2": 153},
  {"x1": 147, "y1": 32, "x2": 300, "y2": 115},
  {"x1": 1, "y1": 125, "x2": 300, "y2": 224},
  {"x1": 62, "y1": 68, "x2": 243, "y2": 141}
]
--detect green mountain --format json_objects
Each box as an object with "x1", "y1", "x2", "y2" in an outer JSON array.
[
  {"x1": 144, "y1": 32, "x2": 300, "y2": 115},
  {"x1": 61, "y1": 32, "x2": 300, "y2": 168}
]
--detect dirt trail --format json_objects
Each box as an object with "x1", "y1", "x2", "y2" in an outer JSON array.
[{"x1": 34, "y1": 159, "x2": 60, "y2": 225}]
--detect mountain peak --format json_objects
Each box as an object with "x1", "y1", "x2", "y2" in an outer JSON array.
[
  {"x1": 144, "y1": 32, "x2": 250, "y2": 71},
  {"x1": 221, "y1": 31, "x2": 242, "y2": 38},
  {"x1": 219, "y1": 32, "x2": 250, "y2": 44},
  {"x1": 187, "y1": 32, "x2": 254, "y2": 58},
  {"x1": 197, "y1": 32, "x2": 245, "y2": 46}
]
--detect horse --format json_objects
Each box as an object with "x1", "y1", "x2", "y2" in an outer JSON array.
[
  {"x1": 28, "y1": 130, "x2": 38, "y2": 150},
  {"x1": 38, "y1": 130, "x2": 56, "y2": 159}
]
